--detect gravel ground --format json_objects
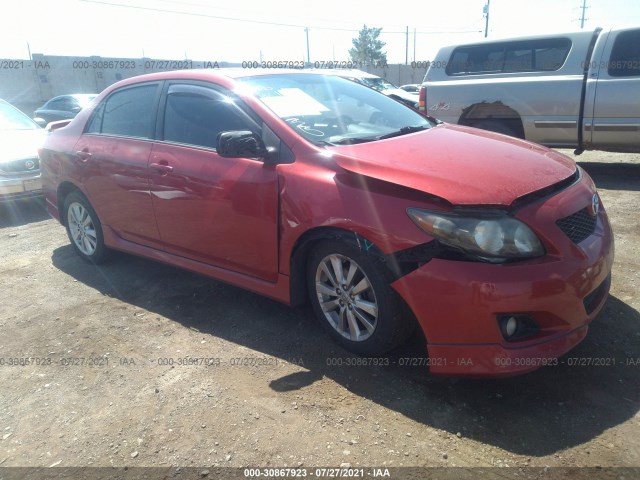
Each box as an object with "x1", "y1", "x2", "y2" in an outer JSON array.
[{"x1": 0, "y1": 149, "x2": 638, "y2": 479}]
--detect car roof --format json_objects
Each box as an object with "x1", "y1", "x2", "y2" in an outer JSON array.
[
  {"x1": 96, "y1": 68, "x2": 379, "y2": 93},
  {"x1": 441, "y1": 28, "x2": 597, "y2": 50},
  {"x1": 49, "y1": 93, "x2": 97, "y2": 101}
]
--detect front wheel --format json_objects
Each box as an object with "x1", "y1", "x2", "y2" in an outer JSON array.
[
  {"x1": 307, "y1": 240, "x2": 413, "y2": 355},
  {"x1": 63, "y1": 192, "x2": 109, "y2": 264}
]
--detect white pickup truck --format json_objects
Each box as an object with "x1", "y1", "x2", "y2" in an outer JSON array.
[{"x1": 419, "y1": 27, "x2": 640, "y2": 153}]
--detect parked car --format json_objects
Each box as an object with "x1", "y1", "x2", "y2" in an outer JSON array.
[
  {"x1": 419, "y1": 27, "x2": 640, "y2": 153},
  {"x1": 40, "y1": 69, "x2": 613, "y2": 377},
  {"x1": 33, "y1": 94, "x2": 97, "y2": 127},
  {"x1": 400, "y1": 84, "x2": 420, "y2": 93},
  {"x1": 0, "y1": 99, "x2": 45, "y2": 202},
  {"x1": 321, "y1": 69, "x2": 419, "y2": 109}
]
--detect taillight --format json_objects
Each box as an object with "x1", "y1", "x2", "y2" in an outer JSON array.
[{"x1": 418, "y1": 86, "x2": 426, "y2": 112}]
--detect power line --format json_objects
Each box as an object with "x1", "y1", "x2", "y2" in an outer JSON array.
[{"x1": 79, "y1": 0, "x2": 481, "y2": 34}]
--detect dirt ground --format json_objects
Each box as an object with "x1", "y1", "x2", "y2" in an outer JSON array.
[{"x1": 0, "y1": 149, "x2": 638, "y2": 478}]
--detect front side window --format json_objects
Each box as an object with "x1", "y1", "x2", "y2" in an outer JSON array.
[
  {"x1": 608, "y1": 29, "x2": 640, "y2": 77},
  {"x1": 447, "y1": 38, "x2": 571, "y2": 75},
  {"x1": 162, "y1": 84, "x2": 260, "y2": 149},
  {"x1": 85, "y1": 84, "x2": 159, "y2": 138}
]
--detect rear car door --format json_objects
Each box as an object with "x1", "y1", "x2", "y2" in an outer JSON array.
[
  {"x1": 73, "y1": 82, "x2": 164, "y2": 249},
  {"x1": 586, "y1": 28, "x2": 640, "y2": 150},
  {"x1": 149, "y1": 82, "x2": 279, "y2": 282}
]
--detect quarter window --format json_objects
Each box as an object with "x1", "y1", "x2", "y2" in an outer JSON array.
[
  {"x1": 608, "y1": 29, "x2": 640, "y2": 77},
  {"x1": 86, "y1": 84, "x2": 159, "y2": 138}
]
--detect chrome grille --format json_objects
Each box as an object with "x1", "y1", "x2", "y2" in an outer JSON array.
[
  {"x1": 0, "y1": 157, "x2": 40, "y2": 174},
  {"x1": 556, "y1": 208, "x2": 596, "y2": 244}
]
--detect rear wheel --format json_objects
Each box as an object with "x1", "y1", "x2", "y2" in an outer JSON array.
[
  {"x1": 307, "y1": 240, "x2": 413, "y2": 355},
  {"x1": 63, "y1": 192, "x2": 109, "y2": 264}
]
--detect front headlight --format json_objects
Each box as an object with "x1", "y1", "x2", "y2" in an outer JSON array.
[{"x1": 407, "y1": 208, "x2": 544, "y2": 262}]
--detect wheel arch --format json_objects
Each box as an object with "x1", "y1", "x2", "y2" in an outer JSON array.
[
  {"x1": 56, "y1": 181, "x2": 83, "y2": 227},
  {"x1": 458, "y1": 101, "x2": 525, "y2": 138},
  {"x1": 289, "y1": 227, "x2": 388, "y2": 307}
]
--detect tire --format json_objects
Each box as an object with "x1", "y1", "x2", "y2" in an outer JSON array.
[
  {"x1": 63, "y1": 191, "x2": 109, "y2": 264},
  {"x1": 473, "y1": 119, "x2": 518, "y2": 137},
  {"x1": 307, "y1": 240, "x2": 413, "y2": 355}
]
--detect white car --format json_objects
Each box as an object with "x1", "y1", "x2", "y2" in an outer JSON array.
[
  {"x1": 0, "y1": 99, "x2": 45, "y2": 202},
  {"x1": 317, "y1": 69, "x2": 419, "y2": 109}
]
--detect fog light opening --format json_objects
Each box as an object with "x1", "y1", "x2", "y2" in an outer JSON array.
[{"x1": 497, "y1": 314, "x2": 539, "y2": 341}]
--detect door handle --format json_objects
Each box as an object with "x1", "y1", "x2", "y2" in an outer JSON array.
[
  {"x1": 75, "y1": 150, "x2": 92, "y2": 162},
  {"x1": 150, "y1": 162, "x2": 174, "y2": 174}
]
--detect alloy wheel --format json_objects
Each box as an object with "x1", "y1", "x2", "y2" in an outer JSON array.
[{"x1": 314, "y1": 254, "x2": 379, "y2": 341}]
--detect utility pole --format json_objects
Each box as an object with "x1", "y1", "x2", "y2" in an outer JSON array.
[
  {"x1": 305, "y1": 27, "x2": 310, "y2": 64},
  {"x1": 405, "y1": 26, "x2": 409, "y2": 65},
  {"x1": 579, "y1": 0, "x2": 588, "y2": 28},
  {"x1": 484, "y1": 0, "x2": 490, "y2": 38},
  {"x1": 413, "y1": 28, "x2": 416, "y2": 62}
]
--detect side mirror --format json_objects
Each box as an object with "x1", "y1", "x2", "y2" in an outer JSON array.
[
  {"x1": 217, "y1": 130, "x2": 269, "y2": 159},
  {"x1": 46, "y1": 119, "x2": 73, "y2": 132},
  {"x1": 33, "y1": 117, "x2": 47, "y2": 128}
]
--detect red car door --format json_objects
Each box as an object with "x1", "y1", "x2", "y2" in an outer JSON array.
[
  {"x1": 149, "y1": 82, "x2": 279, "y2": 282},
  {"x1": 73, "y1": 82, "x2": 163, "y2": 248}
]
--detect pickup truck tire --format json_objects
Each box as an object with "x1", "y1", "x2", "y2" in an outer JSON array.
[{"x1": 473, "y1": 119, "x2": 520, "y2": 138}]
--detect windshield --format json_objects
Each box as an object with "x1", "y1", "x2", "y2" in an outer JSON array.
[
  {"x1": 0, "y1": 101, "x2": 40, "y2": 130},
  {"x1": 77, "y1": 95, "x2": 97, "y2": 107},
  {"x1": 238, "y1": 74, "x2": 430, "y2": 145}
]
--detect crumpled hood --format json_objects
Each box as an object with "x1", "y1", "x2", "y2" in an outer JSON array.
[
  {"x1": 329, "y1": 124, "x2": 577, "y2": 206},
  {"x1": 0, "y1": 129, "x2": 45, "y2": 164}
]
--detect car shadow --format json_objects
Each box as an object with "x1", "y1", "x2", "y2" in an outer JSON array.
[
  {"x1": 51, "y1": 246, "x2": 640, "y2": 457},
  {"x1": 578, "y1": 161, "x2": 640, "y2": 192},
  {"x1": 0, "y1": 197, "x2": 49, "y2": 228}
]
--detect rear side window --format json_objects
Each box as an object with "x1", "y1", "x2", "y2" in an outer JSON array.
[
  {"x1": 608, "y1": 29, "x2": 640, "y2": 77},
  {"x1": 447, "y1": 38, "x2": 571, "y2": 75},
  {"x1": 86, "y1": 84, "x2": 159, "y2": 138},
  {"x1": 47, "y1": 97, "x2": 73, "y2": 110},
  {"x1": 162, "y1": 84, "x2": 260, "y2": 150}
]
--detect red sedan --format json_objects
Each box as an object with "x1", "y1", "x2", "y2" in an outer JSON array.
[{"x1": 40, "y1": 69, "x2": 614, "y2": 376}]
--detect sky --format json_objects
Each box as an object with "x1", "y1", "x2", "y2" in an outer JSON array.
[{"x1": 0, "y1": 0, "x2": 639, "y2": 64}]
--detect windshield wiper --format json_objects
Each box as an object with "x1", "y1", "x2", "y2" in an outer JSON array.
[
  {"x1": 376, "y1": 125, "x2": 429, "y2": 140},
  {"x1": 322, "y1": 137, "x2": 377, "y2": 146}
]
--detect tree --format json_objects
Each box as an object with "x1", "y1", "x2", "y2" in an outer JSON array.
[{"x1": 349, "y1": 25, "x2": 387, "y2": 64}]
